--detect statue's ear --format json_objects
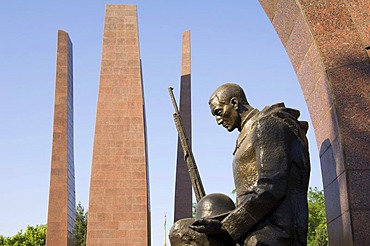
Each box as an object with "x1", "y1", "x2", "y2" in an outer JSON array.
[{"x1": 230, "y1": 97, "x2": 238, "y2": 109}]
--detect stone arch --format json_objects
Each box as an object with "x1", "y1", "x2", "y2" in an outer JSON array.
[{"x1": 258, "y1": 0, "x2": 370, "y2": 245}]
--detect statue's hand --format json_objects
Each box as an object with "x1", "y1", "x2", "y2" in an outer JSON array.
[{"x1": 189, "y1": 218, "x2": 226, "y2": 235}]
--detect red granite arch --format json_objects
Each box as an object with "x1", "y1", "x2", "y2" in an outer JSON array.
[{"x1": 258, "y1": 0, "x2": 370, "y2": 245}]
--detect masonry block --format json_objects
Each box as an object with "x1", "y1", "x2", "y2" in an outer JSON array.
[{"x1": 86, "y1": 5, "x2": 150, "y2": 245}]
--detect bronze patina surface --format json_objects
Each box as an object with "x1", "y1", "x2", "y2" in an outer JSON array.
[{"x1": 170, "y1": 83, "x2": 311, "y2": 246}]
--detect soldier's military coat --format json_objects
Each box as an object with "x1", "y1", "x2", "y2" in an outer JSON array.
[{"x1": 222, "y1": 103, "x2": 310, "y2": 245}]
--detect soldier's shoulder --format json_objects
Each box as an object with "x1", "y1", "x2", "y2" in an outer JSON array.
[
  {"x1": 260, "y1": 103, "x2": 300, "y2": 119},
  {"x1": 257, "y1": 103, "x2": 309, "y2": 138}
]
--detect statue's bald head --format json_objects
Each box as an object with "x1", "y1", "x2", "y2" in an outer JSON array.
[{"x1": 209, "y1": 83, "x2": 249, "y2": 106}]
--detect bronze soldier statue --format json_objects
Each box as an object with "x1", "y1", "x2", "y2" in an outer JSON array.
[{"x1": 169, "y1": 83, "x2": 311, "y2": 246}]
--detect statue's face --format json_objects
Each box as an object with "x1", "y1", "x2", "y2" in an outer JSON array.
[{"x1": 209, "y1": 97, "x2": 240, "y2": 132}]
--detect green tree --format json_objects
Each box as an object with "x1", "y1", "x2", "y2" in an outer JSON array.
[
  {"x1": 1, "y1": 224, "x2": 46, "y2": 246},
  {"x1": 75, "y1": 201, "x2": 88, "y2": 246},
  {"x1": 0, "y1": 235, "x2": 6, "y2": 245},
  {"x1": 307, "y1": 187, "x2": 328, "y2": 246},
  {"x1": 0, "y1": 202, "x2": 89, "y2": 246}
]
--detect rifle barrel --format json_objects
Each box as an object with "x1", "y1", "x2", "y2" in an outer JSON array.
[{"x1": 168, "y1": 87, "x2": 206, "y2": 202}]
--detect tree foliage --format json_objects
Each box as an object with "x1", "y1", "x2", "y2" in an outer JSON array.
[
  {"x1": 307, "y1": 187, "x2": 328, "y2": 246},
  {"x1": 75, "y1": 201, "x2": 88, "y2": 246},
  {"x1": 192, "y1": 202, "x2": 197, "y2": 218},
  {"x1": 0, "y1": 202, "x2": 88, "y2": 246},
  {"x1": 0, "y1": 225, "x2": 46, "y2": 246}
]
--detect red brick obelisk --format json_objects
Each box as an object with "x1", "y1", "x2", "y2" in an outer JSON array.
[
  {"x1": 46, "y1": 30, "x2": 76, "y2": 246},
  {"x1": 86, "y1": 5, "x2": 150, "y2": 245},
  {"x1": 174, "y1": 30, "x2": 193, "y2": 222}
]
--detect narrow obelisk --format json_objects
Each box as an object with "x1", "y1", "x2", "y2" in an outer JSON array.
[
  {"x1": 174, "y1": 30, "x2": 193, "y2": 222},
  {"x1": 86, "y1": 5, "x2": 150, "y2": 245},
  {"x1": 46, "y1": 30, "x2": 76, "y2": 246}
]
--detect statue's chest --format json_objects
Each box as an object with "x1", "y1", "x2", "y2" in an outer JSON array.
[{"x1": 232, "y1": 129, "x2": 258, "y2": 192}]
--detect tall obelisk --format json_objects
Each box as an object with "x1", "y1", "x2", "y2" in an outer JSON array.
[
  {"x1": 174, "y1": 30, "x2": 193, "y2": 222},
  {"x1": 86, "y1": 5, "x2": 150, "y2": 245},
  {"x1": 46, "y1": 30, "x2": 76, "y2": 246}
]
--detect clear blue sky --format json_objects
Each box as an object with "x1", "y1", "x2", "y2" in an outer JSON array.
[{"x1": 0, "y1": 1, "x2": 323, "y2": 244}]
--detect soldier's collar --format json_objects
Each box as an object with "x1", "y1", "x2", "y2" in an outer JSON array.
[
  {"x1": 240, "y1": 108, "x2": 259, "y2": 129},
  {"x1": 233, "y1": 109, "x2": 259, "y2": 155}
]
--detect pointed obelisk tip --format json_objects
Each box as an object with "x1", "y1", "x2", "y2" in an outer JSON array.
[
  {"x1": 58, "y1": 30, "x2": 68, "y2": 35},
  {"x1": 181, "y1": 29, "x2": 191, "y2": 76},
  {"x1": 183, "y1": 30, "x2": 190, "y2": 37}
]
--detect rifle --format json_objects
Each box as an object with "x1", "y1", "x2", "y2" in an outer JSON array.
[{"x1": 168, "y1": 87, "x2": 206, "y2": 202}]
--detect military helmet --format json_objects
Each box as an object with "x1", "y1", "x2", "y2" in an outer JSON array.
[{"x1": 195, "y1": 193, "x2": 236, "y2": 220}]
